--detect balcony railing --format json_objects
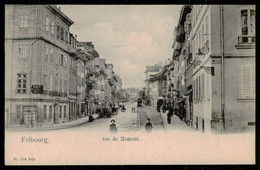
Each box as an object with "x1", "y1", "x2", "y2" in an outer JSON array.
[
  {"x1": 69, "y1": 92, "x2": 77, "y2": 96},
  {"x1": 238, "y1": 35, "x2": 255, "y2": 44},
  {"x1": 48, "y1": 91, "x2": 68, "y2": 97}
]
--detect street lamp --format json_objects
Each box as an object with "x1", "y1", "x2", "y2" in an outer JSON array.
[{"x1": 195, "y1": 48, "x2": 215, "y2": 76}]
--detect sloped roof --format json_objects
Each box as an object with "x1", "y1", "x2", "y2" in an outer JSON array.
[
  {"x1": 149, "y1": 66, "x2": 168, "y2": 82},
  {"x1": 145, "y1": 65, "x2": 162, "y2": 73}
]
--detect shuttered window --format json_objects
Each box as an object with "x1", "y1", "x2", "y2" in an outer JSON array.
[
  {"x1": 44, "y1": 45, "x2": 48, "y2": 62},
  {"x1": 18, "y1": 45, "x2": 29, "y2": 59},
  {"x1": 51, "y1": 20, "x2": 55, "y2": 34},
  {"x1": 241, "y1": 65, "x2": 255, "y2": 98},
  {"x1": 198, "y1": 76, "x2": 200, "y2": 100},
  {"x1": 49, "y1": 74, "x2": 53, "y2": 91},
  {"x1": 201, "y1": 74, "x2": 204, "y2": 100},
  {"x1": 20, "y1": 15, "x2": 28, "y2": 29},
  {"x1": 57, "y1": 25, "x2": 60, "y2": 38},
  {"x1": 49, "y1": 105, "x2": 52, "y2": 119},
  {"x1": 43, "y1": 105, "x2": 47, "y2": 120},
  {"x1": 43, "y1": 74, "x2": 48, "y2": 91},
  {"x1": 64, "y1": 106, "x2": 66, "y2": 118},
  {"x1": 45, "y1": 17, "x2": 49, "y2": 32}
]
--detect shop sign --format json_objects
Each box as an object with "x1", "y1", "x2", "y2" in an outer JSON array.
[{"x1": 31, "y1": 85, "x2": 43, "y2": 94}]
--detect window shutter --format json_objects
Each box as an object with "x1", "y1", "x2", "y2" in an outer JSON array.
[
  {"x1": 25, "y1": 45, "x2": 29, "y2": 58},
  {"x1": 50, "y1": 74, "x2": 53, "y2": 91},
  {"x1": 241, "y1": 65, "x2": 252, "y2": 97},
  {"x1": 238, "y1": 9, "x2": 242, "y2": 36},
  {"x1": 24, "y1": 15, "x2": 28, "y2": 28},
  {"x1": 45, "y1": 17, "x2": 49, "y2": 31},
  {"x1": 251, "y1": 65, "x2": 255, "y2": 96},
  {"x1": 51, "y1": 20, "x2": 55, "y2": 34},
  {"x1": 20, "y1": 16, "x2": 23, "y2": 28},
  {"x1": 198, "y1": 76, "x2": 200, "y2": 100},
  {"x1": 19, "y1": 45, "x2": 22, "y2": 58},
  {"x1": 57, "y1": 26, "x2": 59, "y2": 38}
]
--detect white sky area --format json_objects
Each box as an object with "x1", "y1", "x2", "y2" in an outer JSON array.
[{"x1": 59, "y1": 5, "x2": 182, "y2": 89}]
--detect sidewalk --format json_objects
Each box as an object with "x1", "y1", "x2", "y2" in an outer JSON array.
[
  {"x1": 146, "y1": 105, "x2": 197, "y2": 132},
  {"x1": 160, "y1": 111, "x2": 197, "y2": 132},
  {"x1": 6, "y1": 114, "x2": 99, "y2": 131}
]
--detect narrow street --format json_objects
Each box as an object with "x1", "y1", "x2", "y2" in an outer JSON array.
[
  {"x1": 137, "y1": 106, "x2": 165, "y2": 132},
  {"x1": 59, "y1": 101, "x2": 138, "y2": 133},
  {"x1": 47, "y1": 102, "x2": 166, "y2": 133}
]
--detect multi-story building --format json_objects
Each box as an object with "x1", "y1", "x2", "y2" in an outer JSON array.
[
  {"x1": 143, "y1": 62, "x2": 163, "y2": 104},
  {"x1": 172, "y1": 5, "x2": 192, "y2": 122},
  {"x1": 190, "y1": 5, "x2": 255, "y2": 133},
  {"x1": 5, "y1": 5, "x2": 78, "y2": 127},
  {"x1": 92, "y1": 57, "x2": 108, "y2": 107},
  {"x1": 106, "y1": 64, "x2": 118, "y2": 105},
  {"x1": 78, "y1": 42, "x2": 99, "y2": 115},
  {"x1": 149, "y1": 67, "x2": 167, "y2": 106}
]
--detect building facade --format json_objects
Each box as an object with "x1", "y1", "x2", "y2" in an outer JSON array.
[
  {"x1": 5, "y1": 5, "x2": 78, "y2": 127},
  {"x1": 169, "y1": 5, "x2": 255, "y2": 133},
  {"x1": 5, "y1": 5, "x2": 123, "y2": 128}
]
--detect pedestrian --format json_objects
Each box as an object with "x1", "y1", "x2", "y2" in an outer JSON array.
[
  {"x1": 145, "y1": 118, "x2": 153, "y2": 133},
  {"x1": 133, "y1": 106, "x2": 135, "y2": 113},
  {"x1": 121, "y1": 105, "x2": 126, "y2": 112},
  {"x1": 109, "y1": 119, "x2": 117, "y2": 134},
  {"x1": 167, "y1": 107, "x2": 173, "y2": 124}
]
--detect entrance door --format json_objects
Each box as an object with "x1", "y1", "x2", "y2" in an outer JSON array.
[{"x1": 54, "y1": 105, "x2": 58, "y2": 124}]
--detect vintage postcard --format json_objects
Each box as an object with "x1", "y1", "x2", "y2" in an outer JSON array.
[{"x1": 5, "y1": 5, "x2": 255, "y2": 165}]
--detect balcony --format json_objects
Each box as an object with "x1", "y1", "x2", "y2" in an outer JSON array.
[
  {"x1": 238, "y1": 35, "x2": 255, "y2": 44},
  {"x1": 235, "y1": 35, "x2": 255, "y2": 49},
  {"x1": 175, "y1": 25, "x2": 185, "y2": 43},
  {"x1": 69, "y1": 92, "x2": 77, "y2": 96}
]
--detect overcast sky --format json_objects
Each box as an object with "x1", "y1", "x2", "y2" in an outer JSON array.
[{"x1": 59, "y1": 5, "x2": 182, "y2": 89}]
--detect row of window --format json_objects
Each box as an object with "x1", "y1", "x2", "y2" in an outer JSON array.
[
  {"x1": 192, "y1": 5, "x2": 204, "y2": 27},
  {"x1": 18, "y1": 43, "x2": 76, "y2": 69},
  {"x1": 43, "y1": 105, "x2": 67, "y2": 120},
  {"x1": 19, "y1": 13, "x2": 77, "y2": 48},
  {"x1": 192, "y1": 7, "x2": 255, "y2": 45},
  {"x1": 192, "y1": 65, "x2": 255, "y2": 102},
  {"x1": 16, "y1": 105, "x2": 67, "y2": 121},
  {"x1": 16, "y1": 73, "x2": 68, "y2": 94},
  {"x1": 18, "y1": 45, "x2": 29, "y2": 59},
  {"x1": 192, "y1": 15, "x2": 209, "y2": 57},
  {"x1": 44, "y1": 45, "x2": 68, "y2": 67},
  {"x1": 45, "y1": 17, "x2": 55, "y2": 34},
  {"x1": 193, "y1": 74, "x2": 206, "y2": 102},
  {"x1": 43, "y1": 74, "x2": 68, "y2": 93}
]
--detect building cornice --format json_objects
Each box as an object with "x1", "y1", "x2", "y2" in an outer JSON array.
[
  {"x1": 210, "y1": 55, "x2": 255, "y2": 58},
  {"x1": 45, "y1": 5, "x2": 74, "y2": 26}
]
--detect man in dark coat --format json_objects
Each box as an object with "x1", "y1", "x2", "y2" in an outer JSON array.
[
  {"x1": 109, "y1": 119, "x2": 117, "y2": 134},
  {"x1": 145, "y1": 118, "x2": 153, "y2": 133}
]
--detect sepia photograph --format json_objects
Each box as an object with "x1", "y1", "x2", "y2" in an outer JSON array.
[{"x1": 4, "y1": 4, "x2": 255, "y2": 165}]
